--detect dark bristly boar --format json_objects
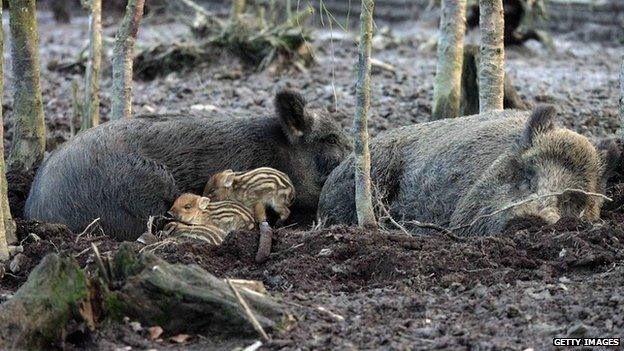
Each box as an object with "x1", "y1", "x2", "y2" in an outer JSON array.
[
  {"x1": 24, "y1": 90, "x2": 352, "y2": 241},
  {"x1": 318, "y1": 106, "x2": 616, "y2": 236}
]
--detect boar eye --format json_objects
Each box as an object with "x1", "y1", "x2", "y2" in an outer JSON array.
[
  {"x1": 184, "y1": 204, "x2": 193, "y2": 210},
  {"x1": 322, "y1": 135, "x2": 340, "y2": 145}
]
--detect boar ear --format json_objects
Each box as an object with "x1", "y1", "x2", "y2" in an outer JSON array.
[
  {"x1": 275, "y1": 90, "x2": 313, "y2": 143},
  {"x1": 198, "y1": 197, "x2": 210, "y2": 210},
  {"x1": 222, "y1": 170, "x2": 235, "y2": 188},
  {"x1": 520, "y1": 105, "x2": 557, "y2": 148}
]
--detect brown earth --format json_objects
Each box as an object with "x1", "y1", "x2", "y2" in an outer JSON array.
[{"x1": 0, "y1": 7, "x2": 623, "y2": 351}]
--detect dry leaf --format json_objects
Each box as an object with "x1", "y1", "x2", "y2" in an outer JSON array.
[
  {"x1": 169, "y1": 334, "x2": 191, "y2": 343},
  {"x1": 148, "y1": 326, "x2": 164, "y2": 340}
]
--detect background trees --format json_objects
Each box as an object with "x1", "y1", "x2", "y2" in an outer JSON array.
[
  {"x1": 353, "y1": 0, "x2": 377, "y2": 227},
  {"x1": 7, "y1": 0, "x2": 46, "y2": 171},
  {"x1": 83, "y1": 0, "x2": 102, "y2": 130},
  {"x1": 478, "y1": 0, "x2": 505, "y2": 112},
  {"x1": 111, "y1": 0, "x2": 145, "y2": 120},
  {"x1": 432, "y1": 0, "x2": 466, "y2": 120}
]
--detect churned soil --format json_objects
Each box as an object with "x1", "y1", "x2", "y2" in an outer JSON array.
[
  {"x1": 1, "y1": 7, "x2": 623, "y2": 351},
  {"x1": 3, "y1": 213, "x2": 624, "y2": 350}
]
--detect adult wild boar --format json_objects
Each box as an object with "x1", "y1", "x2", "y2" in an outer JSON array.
[
  {"x1": 25, "y1": 90, "x2": 352, "y2": 240},
  {"x1": 318, "y1": 106, "x2": 617, "y2": 236}
]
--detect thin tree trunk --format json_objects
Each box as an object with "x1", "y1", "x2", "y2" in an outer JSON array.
[
  {"x1": 231, "y1": 0, "x2": 246, "y2": 21},
  {"x1": 83, "y1": 0, "x2": 102, "y2": 130},
  {"x1": 353, "y1": 0, "x2": 376, "y2": 227},
  {"x1": 111, "y1": 0, "x2": 145, "y2": 120},
  {"x1": 0, "y1": 0, "x2": 6, "y2": 262},
  {"x1": 0, "y1": 0, "x2": 15, "y2": 248},
  {"x1": 7, "y1": 0, "x2": 46, "y2": 171},
  {"x1": 432, "y1": 0, "x2": 466, "y2": 120},
  {"x1": 620, "y1": 62, "x2": 624, "y2": 138},
  {"x1": 478, "y1": 0, "x2": 505, "y2": 113}
]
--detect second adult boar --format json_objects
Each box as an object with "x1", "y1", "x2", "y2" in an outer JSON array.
[
  {"x1": 318, "y1": 106, "x2": 617, "y2": 236},
  {"x1": 25, "y1": 90, "x2": 352, "y2": 240}
]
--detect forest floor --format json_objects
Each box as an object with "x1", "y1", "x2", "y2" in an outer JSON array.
[{"x1": 1, "y1": 9, "x2": 623, "y2": 351}]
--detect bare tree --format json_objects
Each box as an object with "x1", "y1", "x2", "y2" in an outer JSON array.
[
  {"x1": 83, "y1": 0, "x2": 102, "y2": 130},
  {"x1": 7, "y1": 0, "x2": 46, "y2": 171},
  {"x1": 0, "y1": 0, "x2": 12, "y2": 261},
  {"x1": 432, "y1": 0, "x2": 467, "y2": 120},
  {"x1": 111, "y1": 0, "x2": 145, "y2": 120},
  {"x1": 620, "y1": 62, "x2": 624, "y2": 138},
  {"x1": 353, "y1": 0, "x2": 376, "y2": 227},
  {"x1": 478, "y1": 0, "x2": 505, "y2": 112},
  {"x1": 231, "y1": 0, "x2": 246, "y2": 21}
]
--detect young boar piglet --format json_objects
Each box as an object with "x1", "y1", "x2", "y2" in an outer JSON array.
[
  {"x1": 168, "y1": 193, "x2": 255, "y2": 234},
  {"x1": 203, "y1": 167, "x2": 296, "y2": 262},
  {"x1": 163, "y1": 222, "x2": 227, "y2": 246},
  {"x1": 203, "y1": 167, "x2": 296, "y2": 224}
]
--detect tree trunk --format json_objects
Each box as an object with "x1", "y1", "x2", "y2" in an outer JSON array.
[
  {"x1": 82, "y1": 0, "x2": 102, "y2": 130},
  {"x1": 432, "y1": 0, "x2": 466, "y2": 120},
  {"x1": 111, "y1": 0, "x2": 145, "y2": 120},
  {"x1": 7, "y1": 0, "x2": 46, "y2": 172},
  {"x1": 0, "y1": 0, "x2": 15, "y2": 249},
  {"x1": 231, "y1": 0, "x2": 246, "y2": 21},
  {"x1": 620, "y1": 62, "x2": 624, "y2": 139},
  {"x1": 478, "y1": 0, "x2": 505, "y2": 112},
  {"x1": 353, "y1": 0, "x2": 376, "y2": 227},
  {"x1": 460, "y1": 44, "x2": 526, "y2": 116}
]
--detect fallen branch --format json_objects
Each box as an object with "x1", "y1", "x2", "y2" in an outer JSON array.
[{"x1": 227, "y1": 279, "x2": 270, "y2": 341}]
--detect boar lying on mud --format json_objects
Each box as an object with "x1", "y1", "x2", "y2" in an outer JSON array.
[
  {"x1": 24, "y1": 90, "x2": 352, "y2": 241},
  {"x1": 319, "y1": 106, "x2": 618, "y2": 236}
]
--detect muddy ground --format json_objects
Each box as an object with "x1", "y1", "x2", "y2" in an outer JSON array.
[{"x1": 0, "y1": 7, "x2": 623, "y2": 351}]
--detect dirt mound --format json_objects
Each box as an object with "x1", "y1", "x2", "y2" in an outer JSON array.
[{"x1": 151, "y1": 218, "x2": 624, "y2": 293}]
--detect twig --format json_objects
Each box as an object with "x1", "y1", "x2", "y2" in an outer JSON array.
[
  {"x1": 75, "y1": 218, "x2": 101, "y2": 243},
  {"x1": 226, "y1": 279, "x2": 270, "y2": 341},
  {"x1": 91, "y1": 243, "x2": 110, "y2": 283},
  {"x1": 316, "y1": 306, "x2": 345, "y2": 322},
  {"x1": 146, "y1": 216, "x2": 155, "y2": 236}
]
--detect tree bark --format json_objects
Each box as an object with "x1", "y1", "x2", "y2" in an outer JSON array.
[
  {"x1": 231, "y1": 0, "x2": 246, "y2": 21},
  {"x1": 620, "y1": 62, "x2": 624, "y2": 139},
  {"x1": 353, "y1": 0, "x2": 376, "y2": 227},
  {"x1": 0, "y1": 1, "x2": 15, "y2": 250},
  {"x1": 82, "y1": 0, "x2": 102, "y2": 130},
  {"x1": 110, "y1": 247, "x2": 288, "y2": 334},
  {"x1": 460, "y1": 44, "x2": 526, "y2": 116},
  {"x1": 0, "y1": 254, "x2": 91, "y2": 350},
  {"x1": 478, "y1": 0, "x2": 505, "y2": 113},
  {"x1": 7, "y1": 0, "x2": 46, "y2": 172},
  {"x1": 432, "y1": 0, "x2": 466, "y2": 120},
  {"x1": 0, "y1": 247, "x2": 289, "y2": 348},
  {"x1": 111, "y1": 0, "x2": 145, "y2": 120}
]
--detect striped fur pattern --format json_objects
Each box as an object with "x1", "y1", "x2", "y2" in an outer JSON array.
[
  {"x1": 203, "y1": 167, "x2": 296, "y2": 222},
  {"x1": 164, "y1": 222, "x2": 226, "y2": 245},
  {"x1": 168, "y1": 193, "x2": 255, "y2": 235}
]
